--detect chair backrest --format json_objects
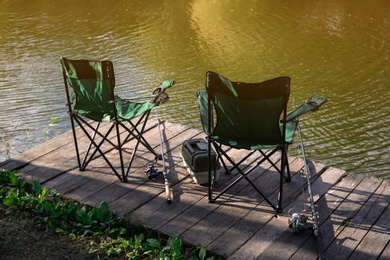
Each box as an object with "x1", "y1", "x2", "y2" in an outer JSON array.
[
  {"x1": 60, "y1": 57, "x2": 116, "y2": 121},
  {"x1": 206, "y1": 71, "x2": 290, "y2": 148}
]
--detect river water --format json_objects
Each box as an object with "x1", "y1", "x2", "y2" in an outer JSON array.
[{"x1": 1, "y1": 0, "x2": 389, "y2": 179}]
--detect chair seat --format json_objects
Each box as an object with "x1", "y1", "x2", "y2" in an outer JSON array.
[
  {"x1": 211, "y1": 120, "x2": 298, "y2": 150},
  {"x1": 74, "y1": 97, "x2": 156, "y2": 122},
  {"x1": 116, "y1": 100, "x2": 155, "y2": 121}
]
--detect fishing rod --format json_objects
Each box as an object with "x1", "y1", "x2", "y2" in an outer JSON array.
[
  {"x1": 143, "y1": 80, "x2": 175, "y2": 204},
  {"x1": 156, "y1": 109, "x2": 173, "y2": 204},
  {"x1": 294, "y1": 119, "x2": 324, "y2": 259}
]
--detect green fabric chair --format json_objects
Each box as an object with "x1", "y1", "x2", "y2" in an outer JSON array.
[
  {"x1": 197, "y1": 71, "x2": 326, "y2": 212},
  {"x1": 60, "y1": 57, "x2": 174, "y2": 182}
]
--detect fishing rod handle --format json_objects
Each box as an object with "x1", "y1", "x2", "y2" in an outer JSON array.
[{"x1": 165, "y1": 181, "x2": 173, "y2": 204}]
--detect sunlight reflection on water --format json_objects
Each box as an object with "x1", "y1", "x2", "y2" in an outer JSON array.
[{"x1": 1, "y1": 0, "x2": 389, "y2": 179}]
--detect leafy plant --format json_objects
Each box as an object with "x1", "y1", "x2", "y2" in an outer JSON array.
[
  {"x1": 1, "y1": 117, "x2": 61, "y2": 161},
  {"x1": 0, "y1": 170, "x2": 222, "y2": 259},
  {"x1": 0, "y1": 126, "x2": 16, "y2": 160},
  {"x1": 43, "y1": 116, "x2": 61, "y2": 141}
]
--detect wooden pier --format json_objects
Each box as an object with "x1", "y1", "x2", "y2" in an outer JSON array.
[{"x1": 1, "y1": 119, "x2": 389, "y2": 259}]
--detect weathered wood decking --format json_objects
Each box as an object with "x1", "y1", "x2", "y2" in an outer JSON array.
[{"x1": 1, "y1": 119, "x2": 389, "y2": 259}]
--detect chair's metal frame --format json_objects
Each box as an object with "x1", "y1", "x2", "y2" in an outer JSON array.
[
  {"x1": 201, "y1": 72, "x2": 326, "y2": 213},
  {"x1": 62, "y1": 58, "x2": 163, "y2": 182},
  {"x1": 204, "y1": 78, "x2": 291, "y2": 212}
]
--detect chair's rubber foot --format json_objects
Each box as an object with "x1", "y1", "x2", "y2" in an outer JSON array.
[
  {"x1": 156, "y1": 154, "x2": 163, "y2": 161},
  {"x1": 209, "y1": 198, "x2": 215, "y2": 203}
]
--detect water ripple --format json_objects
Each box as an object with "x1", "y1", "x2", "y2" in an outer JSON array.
[{"x1": 1, "y1": 1, "x2": 389, "y2": 179}]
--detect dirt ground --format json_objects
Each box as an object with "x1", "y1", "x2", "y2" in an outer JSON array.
[{"x1": 0, "y1": 205, "x2": 102, "y2": 260}]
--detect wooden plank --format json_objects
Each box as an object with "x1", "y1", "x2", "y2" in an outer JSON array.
[
  {"x1": 3, "y1": 120, "x2": 390, "y2": 260},
  {"x1": 132, "y1": 176, "x2": 205, "y2": 231},
  {"x1": 2, "y1": 118, "x2": 159, "y2": 181},
  {"x1": 43, "y1": 123, "x2": 192, "y2": 204},
  {"x1": 378, "y1": 238, "x2": 390, "y2": 260},
  {"x1": 107, "y1": 147, "x2": 194, "y2": 217},
  {"x1": 207, "y1": 160, "x2": 327, "y2": 257},
  {"x1": 151, "y1": 150, "x2": 261, "y2": 238},
  {"x1": 180, "y1": 196, "x2": 261, "y2": 249},
  {"x1": 107, "y1": 127, "x2": 203, "y2": 215},
  {"x1": 349, "y1": 206, "x2": 390, "y2": 260},
  {"x1": 40, "y1": 126, "x2": 162, "y2": 197},
  {"x1": 321, "y1": 175, "x2": 382, "y2": 259},
  {"x1": 348, "y1": 180, "x2": 390, "y2": 260},
  {"x1": 205, "y1": 149, "x2": 288, "y2": 211},
  {"x1": 14, "y1": 143, "x2": 79, "y2": 183},
  {"x1": 2, "y1": 123, "x2": 103, "y2": 182},
  {"x1": 324, "y1": 177, "x2": 387, "y2": 259},
  {"x1": 3, "y1": 129, "x2": 76, "y2": 170},
  {"x1": 6, "y1": 120, "x2": 117, "y2": 170},
  {"x1": 126, "y1": 144, "x2": 251, "y2": 223},
  {"x1": 123, "y1": 129, "x2": 207, "y2": 226},
  {"x1": 155, "y1": 148, "x2": 274, "y2": 241},
  {"x1": 249, "y1": 167, "x2": 344, "y2": 260},
  {"x1": 228, "y1": 167, "x2": 345, "y2": 260},
  {"x1": 0, "y1": 159, "x2": 29, "y2": 171},
  {"x1": 288, "y1": 172, "x2": 364, "y2": 260},
  {"x1": 180, "y1": 156, "x2": 305, "y2": 252}
]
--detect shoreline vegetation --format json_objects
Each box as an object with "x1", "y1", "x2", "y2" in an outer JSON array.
[
  {"x1": 1, "y1": 117, "x2": 62, "y2": 162},
  {"x1": 0, "y1": 169, "x2": 222, "y2": 259}
]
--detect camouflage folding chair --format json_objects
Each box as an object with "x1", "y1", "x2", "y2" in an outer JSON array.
[
  {"x1": 60, "y1": 57, "x2": 174, "y2": 182},
  {"x1": 197, "y1": 71, "x2": 326, "y2": 212}
]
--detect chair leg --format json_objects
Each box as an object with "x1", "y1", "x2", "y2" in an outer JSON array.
[
  {"x1": 208, "y1": 138, "x2": 214, "y2": 202},
  {"x1": 121, "y1": 112, "x2": 158, "y2": 158},
  {"x1": 284, "y1": 150, "x2": 291, "y2": 182},
  {"x1": 72, "y1": 116, "x2": 124, "y2": 182},
  {"x1": 81, "y1": 121, "x2": 101, "y2": 170},
  {"x1": 213, "y1": 144, "x2": 230, "y2": 175},
  {"x1": 115, "y1": 121, "x2": 126, "y2": 182},
  {"x1": 80, "y1": 121, "x2": 116, "y2": 171},
  {"x1": 124, "y1": 112, "x2": 155, "y2": 180},
  {"x1": 277, "y1": 146, "x2": 288, "y2": 212},
  {"x1": 69, "y1": 114, "x2": 82, "y2": 170},
  {"x1": 209, "y1": 143, "x2": 279, "y2": 211}
]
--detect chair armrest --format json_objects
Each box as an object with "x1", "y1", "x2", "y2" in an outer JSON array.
[
  {"x1": 157, "y1": 80, "x2": 175, "y2": 91},
  {"x1": 285, "y1": 96, "x2": 327, "y2": 122},
  {"x1": 152, "y1": 80, "x2": 175, "y2": 104},
  {"x1": 197, "y1": 90, "x2": 213, "y2": 134},
  {"x1": 111, "y1": 80, "x2": 175, "y2": 105}
]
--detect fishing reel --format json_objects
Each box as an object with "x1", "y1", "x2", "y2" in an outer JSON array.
[
  {"x1": 288, "y1": 212, "x2": 313, "y2": 235},
  {"x1": 144, "y1": 164, "x2": 162, "y2": 180}
]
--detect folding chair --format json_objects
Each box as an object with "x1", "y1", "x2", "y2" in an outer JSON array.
[
  {"x1": 197, "y1": 71, "x2": 326, "y2": 212},
  {"x1": 60, "y1": 57, "x2": 174, "y2": 182}
]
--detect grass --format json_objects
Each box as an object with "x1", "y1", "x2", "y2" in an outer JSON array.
[{"x1": 0, "y1": 169, "x2": 222, "y2": 259}]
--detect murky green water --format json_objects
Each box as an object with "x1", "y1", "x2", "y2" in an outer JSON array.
[{"x1": 1, "y1": 0, "x2": 389, "y2": 179}]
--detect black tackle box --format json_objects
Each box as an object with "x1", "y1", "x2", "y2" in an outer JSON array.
[{"x1": 180, "y1": 138, "x2": 220, "y2": 184}]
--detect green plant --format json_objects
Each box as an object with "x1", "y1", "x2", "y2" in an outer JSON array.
[
  {"x1": 1, "y1": 117, "x2": 61, "y2": 160},
  {"x1": 0, "y1": 170, "x2": 222, "y2": 259},
  {"x1": 43, "y1": 116, "x2": 61, "y2": 141},
  {"x1": 0, "y1": 126, "x2": 16, "y2": 161}
]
